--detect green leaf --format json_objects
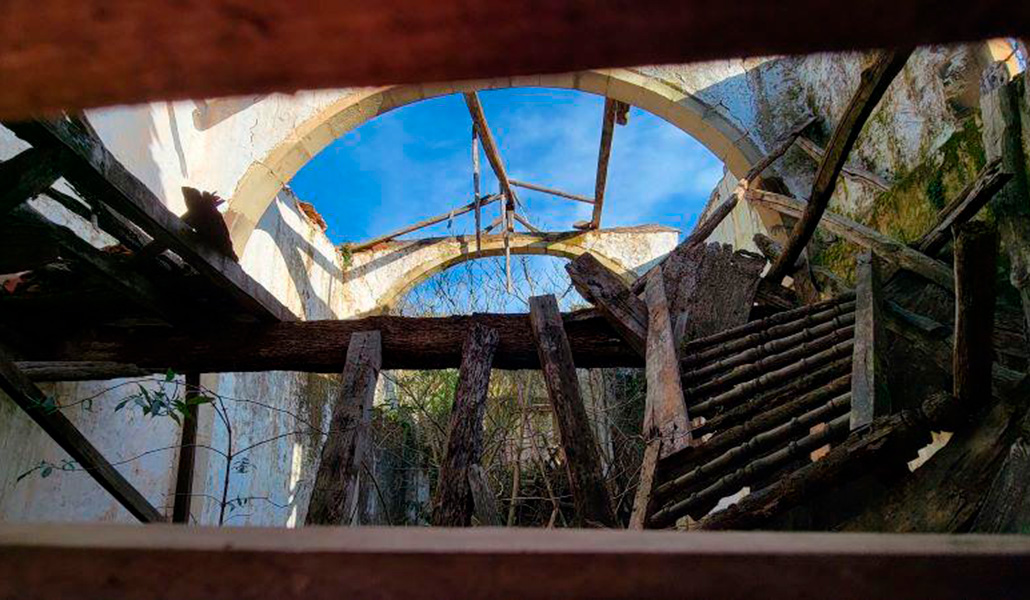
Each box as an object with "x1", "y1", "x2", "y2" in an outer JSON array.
[
  {"x1": 115, "y1": 398, "x2": 130, "y2": 412},
  {"x1": 165, "y1": 368, "x2": 176, "y2": 382},
  {"x1": 188, "y1": 395, "x2": 213, "y2": 406},
  {"x1": 40, "y1": 466, "x2": 53, "y2": 478},
  {"x1": 169, "y1": 412, "x2": 181, "y2": 426}
]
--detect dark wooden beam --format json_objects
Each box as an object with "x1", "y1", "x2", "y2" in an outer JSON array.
[
  {"x1": 766, "y1": 49, "x2": 912, "y2": 285},
  {"x1": 510, "y1": 179, "x2": 595, "y2": 205},
  {"x1": 795, "y1": 136, "x2": 890, "y2": 191},
  {"x1": 431, "y1": 324, "x2": 498, "y2": 527},
  {"x1": 4, "y1": 118, "x2": 297, "y2": 322},
  {"x1": 348, "y1": 194, "x2": 502, "y2": 252},
  {"x1": 0, "y1": 347, "x2": 163, "y2": 523},
  {"x1": 915, "y1": 159, "x2": 1011, "y2": 256},
  {"x1": 307, "y1": 331, "x2": 381, "y2": 525},
  {"x1": 749, "y1": 188, "x2": 954, "y2": 290},
  {"x1": 23, "y1": 310, "x2": 643, "y2": 373},
  {"x1": 849, "y1": 251, "x2": 890, "y2": 430},
  {"x1": 529, "y1": 294, "x2": 617, "y2": 527},
  {"x1": 3, "y1": 523, "x2": 1030, "y2": 599},
  {"x1": 467, "y1": 464, "x2": 503, "y2": 527},
  {"x1": 565, "y1": 253, "x2": 647, "y2": 357},
  {"x1": 2, "y1": 1, "x2": 1026, "y2": 120},
  {"x1": 588, "y1": 99, "x2": 619, "y2": 229},
  {"x1": 472, "y1": 126, "x2": 482, "y2": 252},
  {"x1": 952, "y1": 221, "x2": 998, "y2": 412},
  {"x1": 629, "y1": 440, "x2": 662, "y2": 529},
  {"x1": 0, "y1": 147, "x2": 64, "y2": 216},
  {"x1": 463, "y1": 93, "x2": 516, "y2": 204},
  {"x1": 171, "y1": 372, "x2": 202, "y2": 524},
  {"x1": 643, "y1": 273, "x2": 692, "y2": 457}
]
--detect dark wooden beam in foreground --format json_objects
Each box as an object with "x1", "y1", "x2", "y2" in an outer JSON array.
[
  {"x1": 1, "y1": 524, "x2": 1029, "y2": 599},
  {"x1": 27, "y1": 310, "x2": 640, "y2": 374},
  {"x1": 0, "y1": 347, "x2": 163, "y2": 523},
  {"x1": 530, "y1": 295, "x2": 617, "y2": 527},
  {"x1": 1, "y1": 1, "x2": 1027, "y2": 120},
  {"x1": 431, "y1": 325, "x2": 498, "y2": 527},
  {"x1": 952, "y1": 221, "x2": 998, "y2": 412},
  {"x1": 307, "y1": 331, "x2": 381, "y2": 526},
  {"x1": 767, "y1": 49, "x2": 912, "y2": 285},
  {"x1": 0, "y1": 147, "x2": 65, "y2": 216},
  {"x1": 4, "y1": 118, "x2": 296, "y2": 322},
  {"x1": 171, "y1": 372, "x2": 201, "y2": 524}
]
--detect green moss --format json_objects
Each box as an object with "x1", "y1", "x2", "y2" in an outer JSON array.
[{"x1": 925, "y1": 170, "x2": 946, "y2": 210}]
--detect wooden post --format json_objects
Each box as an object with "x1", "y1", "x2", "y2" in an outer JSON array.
[
  {"x1": 952, "y1": 221, "x2": 998, "y2": 411},
  {"x1": 588, "y1": 98, "x2": 619, "y2": 229},
  {"x1": 529, "y1": 294, "x2": 617, "y2": 527},
  {"x1": 172, "y1": 372, "x2": 202, "y2": 524},
  {"x1": 306, "y1": 331, "x2": 381, "y2": 525},
  {"x1": 431, "y1": 324, "x2": 499, "y2": 526},
  {"x1": 0, "y1": 146, "x2": 64, "y2": 216},
  {"x1": 468, "y1": 464, "x2": 503, "y2": 526},
  {"x1": 0, "y1": 346, "x2": 163, "y2": 523},
  {"x1": 565, "y1": 253, "x2": 647, "y2": 357},
  {"x1": 472, "y1": 126, "x2": 482, "y2": 253},
  {"x1": 767, "y1": 49, "x2": 912, "y2": 285},
  {"x1": 849, "y1": 250, "x2": 889, "y2": 430},
  {"x1": 643, "y1": 272, "x2": 692, "y2": 455},
  {"x1": 629, "y1": 439, "x2": 662, "y2": 529}
]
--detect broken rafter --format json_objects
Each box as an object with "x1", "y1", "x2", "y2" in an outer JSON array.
[
  {"x1": 0, "y1": 146, "x2": 66, "y2": 216},
  {"x1": 748, "y1": 188, "x2": 954, "y2": 290},
  {"x1": 512, "y1": 211, "x2": 540, "y2": 233},
  {"x1": 587, "y1": 98, "x2": 619, "y2": 230},
  {"x1": 849, "y1": 251, "x2": 890, "y2": 430},
  {"x1": 565, "y1": 253, "x2": 647, "y2": 357},
  {"x1": 0, "y1": 347, "x2": 163, "y2": 523},
  {"x1": 914, "y1": 159, "x2": 1011, "y2": 256},
  {"x1": 5, "y1": 118, "x2": 297, "y2": 322},
  {"x1": 644, "y1": 273, "x2": 692, "y2": 457},
  {"x1": 348, "y1": 193, "x2": 502, "y2": 252},
  {"x1": 509, "y1": 179, "x2": 595, "y2": 204},
  {"x1": 766, "y1": 48, "x2": 912, "y2": 285},
  {"x1": 795, "y1": 136, "x2": 890, "y2": 191},
  {"x1": 472, "y1": 126, "x2": 482, "y2": 252}
]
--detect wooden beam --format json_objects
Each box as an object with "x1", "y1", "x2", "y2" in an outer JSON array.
[
  {"x1": 349, "y1": 193, "x2": 502, "y2": 252},
  {"x1": 565, "y1": 253, "x2": 647, "y2": 357},
  {"x1": 0, "y1": 347, "x2": 163, "y2": 523},
  {"x1": 915, "y1": 159, "x2": 1011, "y2": 256},
  {"x1": 510, "y1": 179, "x2": 595, "y2": 204},
  {"x1": 512, "y1": 211, "x2": 540, "y2": 233},
  {"x1": 643, "y1": 273, "x2": 692, "y2": 457},
  {"x1": 467, "y1": 464, "x2": 503, "y2": 527},
  {"x1": 970, "y1": 413, "x2": 1030, "y2": 533},
  {"x1": 952, "y1": 221, "x2": 998, "y2": 412},
  {"x1": 431, "y1": 324, "x2": 499, "y2": 527},
  {"x1": 748, "y1": 188, "x2": 954, "y2": 290},
  {"x1": 472, "y1": 126, "x2": 482, "y2": 253},
  {"x1": 3, "y1": 524, "x2": 1030, "y2": 599},
  {"x1": 306, "y1": 331, "x2": 381, "y2": 525},
  {"x1": 628, "y1": 440, "x2": 662, "y2": 529},
  {"x1": 463, "y1": 93, "x2": 516, "y2": 204},
  {"x1": 5, "y1": 118, "x2": 297, "y2": 322},
  {"x1": 753, "y1": 233, "x2": 821, "y2": 304},
  {"x1": 795, "y1": 136, "x2": 890, "y2": 191},
  {"x1": 529, "y1": 295, "x2": 617, "y2": 527},
  {"x1": 0, "y1": 147, "x2": 65, "y2": 216},
  {"x1": 0, "y1": 2, "x2": 1028, "y2": 119},
  {"x1": 766, "y1": 49, "x2": 912, "y2": 285},
  {"x1": 849, "y1": 251, "x2": 889, "y2": 430},
  {"x1": 590, "y1": 99, "x2": 619, "y2": 229},
  {"x1": 171, "y1": 372, "x2": 201, "y2": 524},
  {"x1": 24, "y1": 310, "x2": 644, "y2": 373}
]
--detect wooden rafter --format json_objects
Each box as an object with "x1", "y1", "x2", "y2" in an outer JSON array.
[
  {"x1": 472, "y1": 126, "x2": 483, "y2": 252},
  {"x1": 766, "y1": 49, "x2": 913, "y2": 285},
  {"x1": 0, "y1": 146, "x2": 65, "y2": 216},
  {"x1": 510, "y1": 179, "x2": 595, "y2": 205},
  {"x1": 0, "y1": 347, "x2": 163, "y2": 523},
  {"x1": 348, "y1": 193, "x2": 501, "y2": 252},
  {"x1": 914, "y1": 158, "x2": 1010, "y2": 256},
  {"x1": 565, "y1": 253, "x2": 647, "y2": 357},
  {"x1": 952, "y1": 221, "x2": 998, "y2": 412},
  {"x1": 849, "y1": 251, "x2": 889, "y2": 430},
  {"x1": 171, "y1": 372, "x2": 201, "y2": 524},
  {"x1": 795, "y1": 136, "x2": 890, "y2": 191},
  {"x1": 4, "y1": 118, "x2": 297, "y2": 322},
  {"x1": 586, "y1": 98, "x2": 619, "y2": 230}
]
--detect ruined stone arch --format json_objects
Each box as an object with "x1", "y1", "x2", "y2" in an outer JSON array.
[{"x1": 224, "y1": 68, "x2": 766, "y2": 254}]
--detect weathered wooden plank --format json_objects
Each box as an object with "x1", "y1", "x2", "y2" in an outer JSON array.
[
  {"x1": 589, "y1": 99, "x2": 619, "y2": 229},
  {"x1": 753, "y1": 233, "x2": 821, "y2": 304},
  {"x1": 849, "y1": 251, "x2": 890, "y2": 430},
  {"x1": 952, "y1": 221, "x2": 998, "y2": 412},
  {"x1": 467, "y1": 464, "x2": 503, "y2": 527},
  {"x1": 3, "y1": 523, "x2": 1030, "y2": 600},
  {"x1": 628, "y1": 440, "x2": 662, "y2": 530},
  {"x1": 306, "y1": 331, "x2": 382, "y2": 525},
  {"x1": 464, "y1": 93, "x2": 516, "y2": 204},
  {"x1": 0, "y1": 147, "x2": 64, "y2": 216},
  {"x1": 472, "y1": 126, "x2": 482, "y2": 252},
  {"x1": 914, "y1": 159, "x2": 1011, "y2": 256},
  {"x1": 5, "y1": 118, "x2": 297, "y2": 322},
  {"x1": 643, "y1": 273, "x2": 692, "y2": 457},
  {"x1": 795, "y1": 136, "x2": 890, "y2": 191},
  {"x1": 0, "y1": 346, "x2": 163, "y2": 523},
  {"x1": 748, "y1": 188, "x2": 954, "y2": 290},
  {"x1": 23, "y1": 310, "x2": 644, "y2": 373},
  {"x1": 431, "y1": 324, "x2": 499, "y2": 527},
  {"x1": 565, "y1": 253, "x2": 647, "y2": 357},
  {"x1": 767, "y1": 49, "x2": 912, "y2": 285},
  {"x1": 171, "y1": 372, "x2": 202, "y2": 524},
  {"x1": 971, "y1": 413, "x2": 1030, "y2": 533},
  {"x1": 348, "y1": 194, "x2": 501, "y2": 252},
  {"x1": 510, "y1": 179, "x2": 595, "y2": 204},
  {"x1": 529, "y1": 294, "x2": 617, "y2": 527}
]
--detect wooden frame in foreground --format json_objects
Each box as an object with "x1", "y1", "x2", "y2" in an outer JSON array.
[{"x1": 0, "y1": 524, "x2": 1027, "y2": 599}]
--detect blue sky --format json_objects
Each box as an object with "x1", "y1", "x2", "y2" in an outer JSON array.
[{"x1": 289, "y1": 88, "x2": 725, "y2": 246}]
